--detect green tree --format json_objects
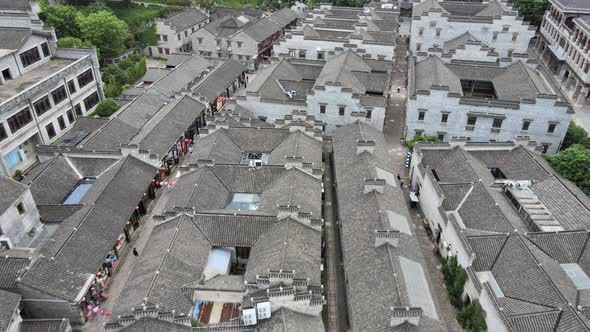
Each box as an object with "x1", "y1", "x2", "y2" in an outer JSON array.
[
  {"x1": 511, "y1": 0, "x2": 547, "y2": 26},
  {"x1": 459, "y1": 300, "x2": 487, "y2": 332},
  {"x1": 57, "y1": 37, "x2": 94, "y2": 49},
  {"x1": 84, "y1": 1, "x2": 113, "y2": 14},
  {"x1": 134, "y1": 24, "x2": 158, "y2": 49},
  {"x1": 442, "y1": 256, "x2": 467, "y2": 307},
  {"x1": 77, "y1": 11, "x2": 129, "y2": 57},
  {"x1": 563, "y1": 121, "x2": 590, "y2": 150},
  {"x1": 40, "y1": 5, "x2": 81, "y2": 39},
  {"x1": 95, "y1": 99, "x2": 120, "y2": 117},
  {"x1": 548, "y1": 144, "x2": 590, "y2": 195}
]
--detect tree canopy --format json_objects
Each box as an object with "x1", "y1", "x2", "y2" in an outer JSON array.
[
  {"x1": 39, "y1": 5, "x2": 81, "y2": 39},
  {"x1": 511, "y1": 0, "x2": 547, "y2": 26},
  {"x1": 77, "y1": 11, "x2": 129, "y2": 57},
  {"x1": 548, "y1": 144, "x2": 590, "y2": 195},
  {"x1": 95, "y1": 99, "x2": 121, "y2": 117},
  {"x1": 57, "y1": 37, "x2": 94, "y2": 49},
  {"x1": 563, "y1": 121, "x2": 590, "y2": 150}
]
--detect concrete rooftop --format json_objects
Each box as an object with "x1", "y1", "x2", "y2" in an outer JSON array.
[{"x1": 0, "y1": 58, "x2": 75, "y2": 103}]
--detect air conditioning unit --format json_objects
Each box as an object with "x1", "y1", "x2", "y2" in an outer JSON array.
[
  {"x1": 242, "y1": 308, "x2": 257, "y2": 326},
  {"x1": 257, "y1": 302, "x2": 271, "y2": 320},
  {"x1": 216, "y1": 46, "x2": 221, "y2": 51}
]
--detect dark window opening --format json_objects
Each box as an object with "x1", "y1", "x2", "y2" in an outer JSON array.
[
  {"x1": 547, "y1": 123, "x2": 557, "y2": 133},
  {"x1": 34, "y1": 96, "x2": 52, "y2": 116},
  {"x1": 339, "y1": 106, "x2": 345, "y2": 116},
  {"x1": 437, "y1": 133, "x2": 444, "y2": 141},
  {"x1": 490, "y1": 167, "x2": 507, "y2": 179},
  {"x1": 83, "y1": 92, "x2": 99, "y2": 111},
  {"x1": 67, "y1": 109, "x2": 75, "y2": 123},
  {"x1": 7, "y1": 108, "x2": 33, "y2": 133},
  {"x1": 0, "y1": 124, "x2": 7, "y2": 142},
  {"x1": 46, "y1": 123, "x2": 56, "y2": 139},
  {"x1": 522, "y1": 120, "x2": 531, "y2": 131},
  {"x1": 41, "y1": 42, "x2": 51, "y2": 57},
  {"x1": 467, "y1": 116, "x2": 477, "y2": 126},
  {"x1": 58, "y1": 116, "x2": 66, "y2": 130},
  {"x1": 418, "y1": 111, "x2": 425, "y2": 121},
  {"x1": 19, "y1": 47, "x2": 41, "y2": 67},
  {"x1": 441, "y1": 113, "x2": 448, "y2": 123},
  {"x1": 460, "y1": 80, "x2": 497, "y2": 99},
  {"x1": 74, "y1": 104, "x2": 83, "y2": 116},
  {"x1": 67, "y1": 80, "x2": 76, "y2": 94},
  {"x1": 366, "y1": 109, "x2": 372, "y2": 119},
  {"x1": 1, "y1": 68, "x2": 11, "y2": 80},
  {"x1": 16, "y1": 202, "x2": 25, "y2": 215},
  {"x1": 492, "y1": 118, "x2": 503, "y2": 128},
  {"x1": 51, "y1": 86, "x2": 67, "y2": 104},
  {"x1": 77, "y1": 69, "x2": 94, "y2": 88},
  {"x1": 320, "y1": 105, "x2": 326, "y2": 114},
  {"x1": 431, "y1": 169, "x2": 440, "y2": 181}
]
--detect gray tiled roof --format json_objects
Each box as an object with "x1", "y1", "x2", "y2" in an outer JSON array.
[
  {"x1": 19, "y1": 319, "x2": 70, "y2": 332},
  {"x1": 259, "y1": 168, "x2": 322, "y2": 217},
  {"x1": 211, "y1": 164, "x2": 286, "y2": 193},
  {"x1": 439, "y1": 183, "x2": 472, "y2": 211},
  {"x1": 414, "y1": 56, "x2": 462, "y2": 95},
  {"x1": 203, "y1": 15, "x2": 253, "y2": 38},
  {"x1": 526, "y1": 231, "x2": 588, "y2": 263},
  {"x1": 21, "y1": 156, "x2": 158, "y2": 301},
  {"x1": 193, "y1": 213, "x2": 278, "y2": 247},
  {"x1": 27, "y1": 156, "x2": 82, "y2": 205},
  {"x1": 468, "y1": 234, "x2": 508, "y2": 271},
  {"x1": 268, "y1": 8, "x2": 299, "y2": 27},
  {"x1": 165, "y1": 53, "x2": 193, "y2": 67},
  {"x1": 552, "y1": 0, "x2": 590, "y2": 11},
  {"x1": 133, "y1": 95, "x2": 206, "y2": 157},
  {"x1": 165, "y1": 167, "x2": 229, "y2": 211},
  {"x1": 83, "y1": 56, "x2": 213, "y2": 151},
  {"x1": 443, "y1": 32, "x2": 482, "y2": 53},
  {"x1": 246, "y1": 217, "x2": 321, "y2": 284},
  {"x1": 37, "y1": 204, "x2": 83, "y2": 223},
  {"x1": 257, "y1": 307, "x2": 325, "y2": 332},
  {"x1": 0, "y1": 0, "x2": 30, "y2": 11},
  {"x1": 457, "y1": 183, "x2": 513, "y2": 233},
  {"x1": 419, "y1": 146, "x2": 476, "y2": 183},
  {"x1": 466, "y1": 146, "x2": 551, "y2": 182},
  {"x1": 333, "y1": 122, "x2": 442, "y2": 331},
  {"x1": 268, "y1": 131, "x2": 322, "y2": 167},
  {"x1": 0, "y1": 256, "x2": 29, "y2": 290},
  {"x1": 0, "y1": 175, "x2": 26, "y2": 215},
  {"x1": 241, "y1": 17, "x2": 282, "y2": 42},
  {"x1": 439, "y1": 1, "x2": 506, "y2": 17},
  {"x1": 412, "y1": 0, "x2": 449, "y2": 15},
  {"x1": 0, "y1": 27, "x2": 32, "y2": 51},
  {"x1": 315, "y1": 50, "x2": 377, "y2": 94},
  {"x1": 192, "y1": 59, "x2": 244, "y2": 102},
  {"x1": 531, "y1": 176, "x2": 590, "y2": 230},
  {"x1": 210, "y1": 7, "x2": 264, "y2": 21},
  {"x1": 118, "y1": 317, "x2": 191, "y2": 332},
  {"x1": 142, "y1": 67, "x2": 171, "y2": 83},
  {"x1": 114, "y1": 214, "x2": 211, "y2": 316},
  {"x1": 0, "y1": 289, "x2": 20, "y2": 332},
  {"x1": 164, "y1": 7, "x2": 208, "y2": 32}
]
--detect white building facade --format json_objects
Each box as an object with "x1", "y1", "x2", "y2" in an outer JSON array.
[
  {"x1": 407, "y1": 57, "x2": 572, "y2": 154},
  {"x1": 537, "y1": 0, "x2": 590, "y2": 105},
  {"x1": 411, "y1": 0, "x2": 536, "y2": 62},
  {"x1": 0, "y1": 30, "x2": 103, "y2": 176},
  {"x1": 148, "y1": 7, "x2": 209, "y2": 58}
]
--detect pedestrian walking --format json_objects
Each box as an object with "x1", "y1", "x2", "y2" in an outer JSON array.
[
  {"x1": 133, "y1": 248, "x2": 139, "y2": 256},
  {"x1": 397, "y1": 174, "x2": 401, "y2": 181},
  {"x1": 400, "y1": 180, "x2": 404, "y2": 189}
]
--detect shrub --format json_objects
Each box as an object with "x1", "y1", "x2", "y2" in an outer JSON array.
[
  {"x1": 458, "y1": 300, "x2": 487, "y2": 332},
  {"x1": 95, "y1": 99, "x2": 120, "y2": 117},
  {"x1": 102, "y1": 55, "x2": 146, "y2": 98},
  {"x1": 442, "y1": 256, "x2": 467, "y2": 307},
  {"x1": 57, "y1": 37, "x2": 94, "y2": 49},
  {"x1": 405, "y1": 135, "x2": 438, "y2": 151}
]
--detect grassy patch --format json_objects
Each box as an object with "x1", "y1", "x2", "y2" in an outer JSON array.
[{"x1": 216, "y1": 0, "x2": 259, "y2": 9}]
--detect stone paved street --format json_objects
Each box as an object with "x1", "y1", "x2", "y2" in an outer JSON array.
[{"x1": 383, "y1": 36, "x2": 462, "y2": 332}]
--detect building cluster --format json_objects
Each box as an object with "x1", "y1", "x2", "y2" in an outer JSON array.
[
  {"x1": 410, "y1": 141, "x2": 590, "y2": 331},
  {"x1": 406, "y1": 0, "x2": 590, "y2": 154}
]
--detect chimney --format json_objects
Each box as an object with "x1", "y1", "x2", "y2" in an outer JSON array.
[
  {"x1": 364, "y1": 178, "x2": 385, "y2": 194},
  {"x1": 375, "y1": 230, "x2": 401, "y2": 248},
  {"x1": 357, "y1": 139, "x2": 376, "y2": 154},
  {"x1": 285, "y1": 156, "x2": 304, "y2": 169}
]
